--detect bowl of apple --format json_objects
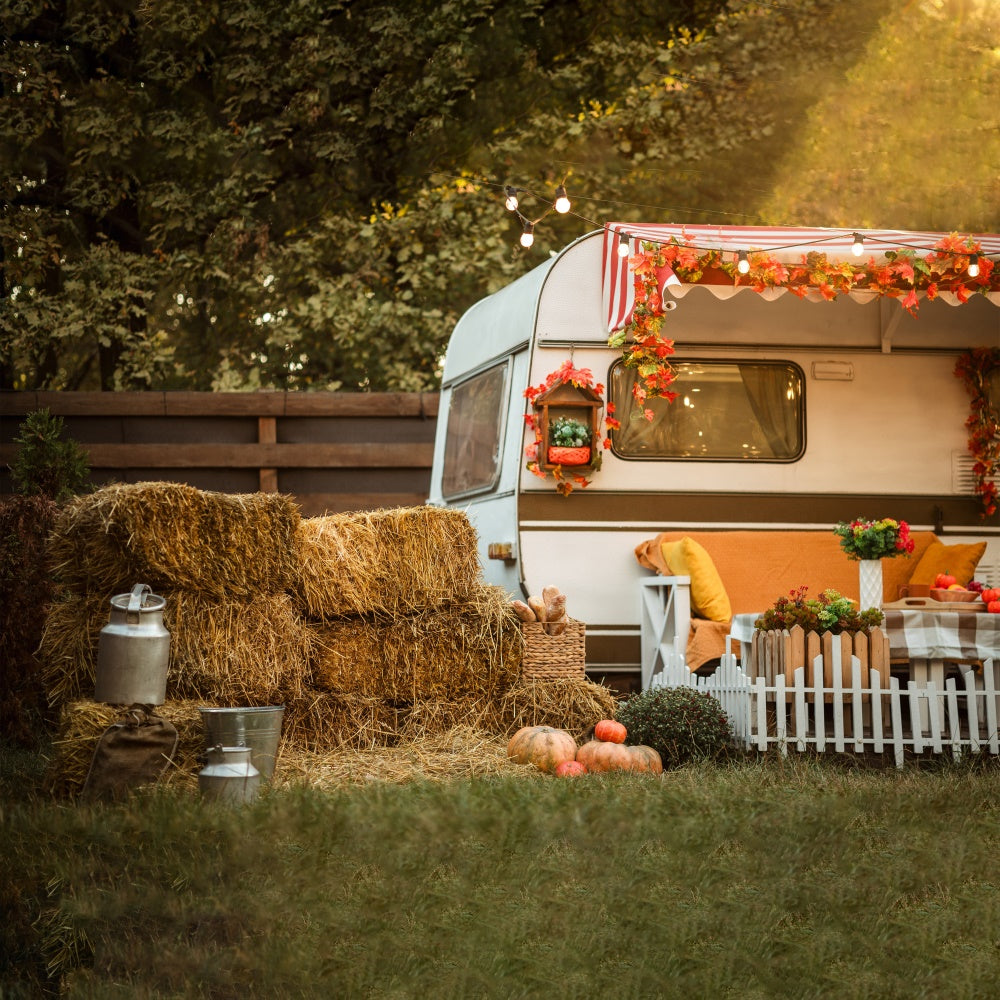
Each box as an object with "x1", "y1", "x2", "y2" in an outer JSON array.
[{"x1": 930, "y1": 586, "x2": 978, "y2": 603}]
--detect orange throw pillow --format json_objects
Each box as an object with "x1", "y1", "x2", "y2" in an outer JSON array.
[{"x1": 906, "y1": 540, "x2": 987, "y2": 587}]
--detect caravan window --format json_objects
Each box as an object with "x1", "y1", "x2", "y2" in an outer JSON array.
[
  {"x1": 441, "y1": 362, "x2": 509, "y2": 497},
  {"x1": 610, "y1": 360, "x2": 804, "y2": 461}
]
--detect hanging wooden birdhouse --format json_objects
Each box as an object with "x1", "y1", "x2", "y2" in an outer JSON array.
[{"x1": 532, "y1": 379, "x2": 603, "y2": 471}]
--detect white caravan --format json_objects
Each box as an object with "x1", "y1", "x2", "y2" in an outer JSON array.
[{"x1": 428, "y1": 225, "x2": 1000, "y2": 689}]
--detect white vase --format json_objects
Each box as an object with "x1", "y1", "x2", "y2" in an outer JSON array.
[{"x1": 858, "y1": 559, "x2": 883, "y2": 609}]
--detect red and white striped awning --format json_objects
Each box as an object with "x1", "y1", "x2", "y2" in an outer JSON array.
[{"x1": 601, "y1": 224, "x2": 1000, "y2": 332}]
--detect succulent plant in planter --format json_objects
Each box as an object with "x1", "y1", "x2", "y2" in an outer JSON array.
[
  {"x1": 615, "y1": 686, "x2": 735, "y2": 768},
  {"x1": 549, "y1": 416, "x2": 590, "y2": 449},
  {"x1": 755, "y1": 586, "x2": 883, "y2": 635},
  {"x1": 546, "y1": 416, "x2": 592, "y2": 468}
]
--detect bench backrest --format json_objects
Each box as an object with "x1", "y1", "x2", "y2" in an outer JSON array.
[{"x1": 650, "y1": 530, "x2": 939, "y2": 615}]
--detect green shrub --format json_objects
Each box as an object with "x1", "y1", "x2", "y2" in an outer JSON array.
[
  {"x1": 10, "y1": 409, "x2": 91, "y2": 501},
  {"x1": 616, "y1": 686, "x2": 734, "y2": 767}
]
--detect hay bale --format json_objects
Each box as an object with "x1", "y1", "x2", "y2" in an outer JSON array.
[
  {"x1": 38, "y1": 590, "x2": 312, "y2": 708},
  {"x1": 295, "y1": 506, "x2": 481, "y2": 617},
  {"x1": 47, "y1": 482, "x2": 301, "y2": 599},
  {"x1": 495, "y1": 677, "x2": 619, "y2": 740},
  {"x1": 43, "y1": 700, "x2": 205, "y2": 799},
  {"x1": 281, "y1": 691, "x2": 407, "y2": 751},
  {"x1": 276, "y1": 726, "x2": 519, "y2": 788},
  {"x1": 310, "y1": 585, "x2": 522, "y2": 701}
]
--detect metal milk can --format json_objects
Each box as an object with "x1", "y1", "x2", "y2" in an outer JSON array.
[
  {"x1": 94, "y1": 584, "x2": 170, "y2": 705},
  {"x1": 198, "y1": 745, "x2": 261, "y2": 804}
]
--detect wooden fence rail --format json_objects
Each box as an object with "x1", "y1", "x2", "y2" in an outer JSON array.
[{"x1": 0, "y1": 391, "x2": 440, "y2": 516}]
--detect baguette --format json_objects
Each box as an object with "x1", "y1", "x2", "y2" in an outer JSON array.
[
  {"x1": 543, "y1": 589, "x2": 566, "y2": 625},
  {"x1": 511, "y1": 600, "x2": 537, "y2": 623},
  {"x1": 527, "y1": 595, "x2": 547, "y2": 622}
]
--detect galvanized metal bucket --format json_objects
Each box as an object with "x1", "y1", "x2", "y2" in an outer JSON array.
[
  {"x1": 198, "y1": 745, "x2": 261, "y2": 804},
  {"x1": 198, "y1": 706, "x2": 284, "y2": 782},
  {"x1": 95, "y1": 584, "x2": 170, "y2": 705}
]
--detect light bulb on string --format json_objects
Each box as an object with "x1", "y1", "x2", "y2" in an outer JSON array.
[
  {"x1": 737, "y1": 250, "x2": 750, "y2": 275},
  {"x1": 968, "y1": 254, "x2": 980, "y2": 278},
  {"x1": 617, "y1": 232, "x2": 631, "y2": 258},
  {"x1": 520, "y1": 221, "x2": 534, "y2": 248},
  {"x1": 852, "y1": 233, "x2": 864, "y2": 257},
  {"x1": 503, "y1": 186, "x2": 519, "y2": 212},
  {"x1": 554, "y1": 185, "x2": 570, "y2": 214}
]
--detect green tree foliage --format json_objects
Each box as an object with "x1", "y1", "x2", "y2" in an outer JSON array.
[{"x1": 1, "y1": 0, "x2": 995, "y2": 393}]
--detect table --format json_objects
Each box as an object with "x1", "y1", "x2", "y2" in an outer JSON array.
[{"x1": 881, "y1": 609, "x2": 1000, "y2": 730}]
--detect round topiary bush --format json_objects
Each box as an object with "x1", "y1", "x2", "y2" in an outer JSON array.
[{"x1": 615, "y1": 686, "x2": 734, "y2": 768}]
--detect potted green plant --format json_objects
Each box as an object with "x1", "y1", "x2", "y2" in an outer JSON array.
[
  {"x1": 754, "y1": 586, "x2": 884, "y2": 634},
  {"x1": 547, "y1": 416, "x2": 592, "y2": 467}
]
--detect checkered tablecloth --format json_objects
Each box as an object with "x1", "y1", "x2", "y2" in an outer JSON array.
[{"x1": 881, "y1": 610, "x2": 1000, "y2": 661}]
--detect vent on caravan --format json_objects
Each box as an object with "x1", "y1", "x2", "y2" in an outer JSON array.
[{"x1": 952, "y1": 451, "x2": 1000, "y2": 496}]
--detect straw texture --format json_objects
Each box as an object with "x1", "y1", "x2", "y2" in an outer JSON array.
[
  {"x1": 295, "y1": 506, "x2": 482, "y2": 617},
  {"x1": 38, "y1": 590, "x2": 312, "y2": 708},
  {"x1": 310, "y1": 585, "x2": 522, "y2": 701},
  {"x1": 47, "y1": 482, "x2": 302, "y2": 598}
]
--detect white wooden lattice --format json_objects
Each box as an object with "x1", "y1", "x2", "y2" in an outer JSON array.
[{"x1": 650, "y1": 648, "x2": 1000, "y2": 768}]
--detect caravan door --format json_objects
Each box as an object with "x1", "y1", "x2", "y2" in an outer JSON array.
[{"x1": 428, "y1": 345, "x2": 531, "y2": 597}]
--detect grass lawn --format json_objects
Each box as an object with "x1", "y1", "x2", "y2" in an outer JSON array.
[{"x1": 4, "y1": 746, "x2": 1000, "y2": 999}]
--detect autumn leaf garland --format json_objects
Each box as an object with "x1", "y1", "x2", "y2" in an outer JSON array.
[
  {"x1": 618, "y1": 232, "x2": 998, "y2": 406},
  {"x1": 955, "y1": 347, "x2": 1000, "y2": 518}
]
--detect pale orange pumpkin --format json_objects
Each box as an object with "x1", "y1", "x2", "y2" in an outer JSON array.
[
  {"x1": 507, "y1": 726, "x2": 578, "y2": 773},
  {"x1": 576, "y1": 740, "x2": 662, "y2": 775},
  {"x1": 594, "y1": 719, "x2": 627, "y2": 744}
]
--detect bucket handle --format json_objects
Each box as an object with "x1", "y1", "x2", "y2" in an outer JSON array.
[{"x1": 126, "y1": 583, "x2": 153, "y2": 623}]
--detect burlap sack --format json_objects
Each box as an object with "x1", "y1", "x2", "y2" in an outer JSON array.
[{"x1": 81, "y1": 705, "x2": 178, "y2": 802}]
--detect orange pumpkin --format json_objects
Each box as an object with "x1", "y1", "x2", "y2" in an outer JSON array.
[
  {"x1": 555, "y1": 759, "x2": 587, "y2": 777},
  {"x1": 628, "y1": 745, "x2": 664, "y2": 775},
  {"x1": 507, "y1": 726, "x2": 578, "y2": 773},
  {"x1": 576, "y1": 740, "x2": 662, "y2": 775},
  {"x1": 594, "y1": 719, "x2": 627, "y2": 744}
]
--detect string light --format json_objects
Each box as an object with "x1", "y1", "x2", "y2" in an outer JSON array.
[{"x1": 481, "y1": 176, "x2": 997, "y2": 271}]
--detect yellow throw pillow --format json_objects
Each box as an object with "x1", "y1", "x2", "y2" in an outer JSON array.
[
  {"x1": 660, "y1": 537, "x2": 733, "y2": 623},
  {"x1": 907, "y1": 540, "x2": 987, "y2": 587}
]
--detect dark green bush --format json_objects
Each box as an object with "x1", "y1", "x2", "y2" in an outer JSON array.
[
  {"x1": 616, "y1": 686, "x2": 735, "y2": 767},
  {"x1": 10, "y1": 409, "x2": 91, "y2": 501}
]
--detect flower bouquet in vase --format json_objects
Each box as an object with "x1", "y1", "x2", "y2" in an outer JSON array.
[{"x1": 833, "y1": 517, "x2": 915, "y2": 609}]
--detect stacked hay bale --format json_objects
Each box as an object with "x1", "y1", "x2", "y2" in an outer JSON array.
[
  {"x1": 292, "y1": 506, "x2": 616, "y2": 751},
  {"x1": 40, "y1": 485, "x2": 617, "y2": 792},
  {"x1": 39, "y1": 482, "x2": 312, "y2": 794}
]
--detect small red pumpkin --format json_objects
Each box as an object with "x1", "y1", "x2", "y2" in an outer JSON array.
[
  {"x1": 507, "y1": 726, "x2": 578, "y2": 773},
  {"x1": 935, "y1": 571, "x2": 957, "y2": 589},
  {"x1": 555, "y1": 759, "x2": 587, "y2": 777},
  {"x1": 981, "y1": 588, "x2": 1000, "y2": 605},
  {"x1": 594, "y1": 719, "x2": 627, "y2": 744},
  {"x1": 988, "y1": 600, "x2": 1000, "y2": 615}
]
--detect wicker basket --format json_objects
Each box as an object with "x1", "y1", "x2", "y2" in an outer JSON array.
[{"x1": 520, "y1": 618, "x2": 586, "y2": 681}]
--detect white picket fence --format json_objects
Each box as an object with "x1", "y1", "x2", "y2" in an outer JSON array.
[{"x1": 650, "y1": 644, "x2": 1000, "y2": 768}]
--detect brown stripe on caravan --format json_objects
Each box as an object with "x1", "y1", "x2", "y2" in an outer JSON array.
[{"x1": 519, "y1": 491, "x2": 984, "y2": 530}]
